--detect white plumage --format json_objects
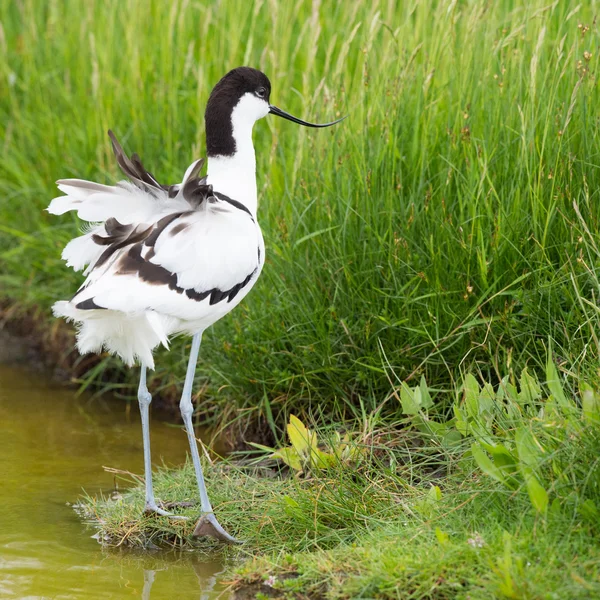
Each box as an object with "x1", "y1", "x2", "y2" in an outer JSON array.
[{"x1": 49, "y1": 152, "x2": 264, "y2": 369}]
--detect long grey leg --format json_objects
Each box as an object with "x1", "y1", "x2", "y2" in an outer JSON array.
[
  {"x1": 138, "y1": 364, "x2": 185, "y2": 518},
  {"x1": 180, "y1": 333, "x2": 240, "y2": 543},
  {"x1": 180, "y1": 334, "x2": 212, "y2": 513}
]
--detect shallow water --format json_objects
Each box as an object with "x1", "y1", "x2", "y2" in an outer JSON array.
[{"x1": 0, "y1": 363, "x2": 231, "y2": 599}]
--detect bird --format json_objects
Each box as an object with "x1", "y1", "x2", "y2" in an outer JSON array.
[{"x1": 47, "y1": 66, "x2": 344, "y2": 543}]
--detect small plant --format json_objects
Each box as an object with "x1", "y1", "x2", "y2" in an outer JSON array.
[
  {"x1": 251, "y1": 415, "x2": 364, "y2": 475},
  {"x1": 400, "y1": 359, "x2": 600, "y2": 519}
]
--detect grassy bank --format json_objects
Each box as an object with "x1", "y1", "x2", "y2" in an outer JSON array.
[
  {"x1": 2, "y1": 0, "x2": 600, "y2": 428},
  {"x1": 84, "y1": 366, "x2": 600, "y2": 598}
]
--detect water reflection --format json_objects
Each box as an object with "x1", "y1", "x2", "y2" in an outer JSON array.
[
  {"x1": 0, "y1": 361, "x2": 231, "y2": 599},
  {"x1": 137, "y1": 555, "x2": 226, "y2": 600},
  {"x1": 143, "y1": 569, "x2": 155, "y2": 600}
]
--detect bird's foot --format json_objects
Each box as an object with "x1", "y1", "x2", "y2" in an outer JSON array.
[
  {"x1": 144, "y1": 503, "x2": 189, "y2": 520},
  {"x1": 192, "y1": 512, "x2": 242, "y2": 544}
]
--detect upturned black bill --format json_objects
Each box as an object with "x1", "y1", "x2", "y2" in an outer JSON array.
[{"x1": 269, "y1": 105, "x2": 346, "y2": 128}]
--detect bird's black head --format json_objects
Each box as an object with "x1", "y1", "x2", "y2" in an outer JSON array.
[
  {"x1": 204, "y1": 66, "x2": 346, "y2": 158},
  {"x1": 205, "y1": 67, "x2": 272, "y2": 157}
]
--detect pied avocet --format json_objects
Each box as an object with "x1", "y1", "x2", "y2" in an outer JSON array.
[{"x1": 48, "y1": 67, "x2": 344, "y2": 542}]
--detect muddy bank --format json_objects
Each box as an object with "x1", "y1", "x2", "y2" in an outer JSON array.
[
  {"x1": 0, "y1": 301, "x2": 165, "y2": 405},
  {"x1": 0, "y1": 328, "x2": 30, "y2": 364},
  {"x1": 0, "y1": 302, "x2": 77, "y2": 374}
]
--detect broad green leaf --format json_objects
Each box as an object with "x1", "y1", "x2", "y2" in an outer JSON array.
[
  {"x1": 504, "y1": 381, "x2": 519, "y2": 405},
  {"x1": 519, "y1": 368, "x2": 541, "y2": 405},
  {"x1": 515, "y1": 428, "x2": 543, "y2": 468},
  {"x1": 549, "y1": 497, "x2": 562, "y2": 516},
  {"x1": 412, "y1": 414, "x2": 448, "y2": 437},
  {"x1": 463, "y1": 374, "x2": 480, "y2": 420},
  {"x1": 496, "y1": 376, "x2": 517, "y2": 404},
  {"x1": 272, "y1": 447, "x2": 302, "y2": 471},
  {"x1": 484, "y1": 442, "x2": 514, "y2": 459},
  {"x1": 542, "y1": 396, "x2": 561, "y2": 422},
  {"x1": 471, "y1": 443, "x2": 508, "y2": 485},
  {"x1": 491, "y1": 452, "x2": 518, "y2": 472},
  {"x1": 492, "y1": 456, "x2": 520, "y2": 488},
  {"x1": 581, "y1": 384, "x2": 600, "y2": 425},
  {"x1": 423, "y1": 418, "x2": 449, "y2": 435},
  {"x1": 546, "y1": 358, "x2": 569, "y2": 409},
  {"x1": 441, "y1": 429, "x2": 463, "y2": 448},
  {"x1": 435, "y1": 527, "x2": 449, "y2": 546},
  {"x1": 522, "y1": 469, "x2": 548, "y2": 513},
  {"x1": 428, "y1": 485, "x2": 442, "y2": 502},
  {"x1": 479, "y1": 443, "x2": 519, "y2": 487},
  {"x1": 414, "y1": 387, "x2": 423, "y2": 410},
  {"x1": 400, "y1": 382, "x2": 419, "y2": 415},
  {"x1": 287, "y1": 414, "x2": 314, "y2": 457},
  {"x1": 479, "y1": 382, "x2": 496, "y2": 415},
  {"x1": 470, "y1": 421, "x2": 496, "y2": 447},
  {"x1": 309, "y1": 447, "x2": 335, "y2": 470},
  {"x1": 419, "y1": 375, "x2": 433, "y2": 410},
  {"x1": 504, "y1": 397, "x2": 522, "y2": 422},
  {"x1": 453, "y1": 404, "x2": 469, "y2": 436}
]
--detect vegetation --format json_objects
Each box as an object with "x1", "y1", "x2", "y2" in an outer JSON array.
[
  {"x1": 2, "y1": 0, "x2": 599, "y2": 427},
  {"x1": 2, "y1": 0, "x2": 600, "y2": 596},
  {"x1": 85, "y1": 366, "x2": 600, "y2": 598}
]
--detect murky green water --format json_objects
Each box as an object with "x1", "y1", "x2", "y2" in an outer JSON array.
[{"x1": 0, "y1": 363, "x2": 231, "y2": 599}]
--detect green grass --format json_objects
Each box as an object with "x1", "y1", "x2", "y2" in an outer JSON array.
[
  {"x1": 3, "y1": 2, "x2": 600, "y2": 597},
  {"x1": 90, "y1": 471, "x2": 600, "y2": 598},
  {"x1": 2, "y1": 0, "x2": 600, "y2": 428},
  {"x1": 83, "y1": 368, "x2": 600, "y2": 598}
]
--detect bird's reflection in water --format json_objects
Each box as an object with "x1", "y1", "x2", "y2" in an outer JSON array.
[
  {"x1": 104, "y1": 548, "x2": 231, "y2": 599},
  {"x1": 141, "y1": 561, "x2": 226, "y2": 600},
  {"x1": 193, "y1": 561, "x2": 227, "y2": 600},
  {"x1": 142, "y1": 569, "x2": 155, "y2": 600}
]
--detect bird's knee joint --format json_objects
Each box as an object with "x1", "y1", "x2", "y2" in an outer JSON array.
[
  {"x1": 180, "y1": 406, "x2": 193, "y2": 419},
  {"x1": 180, "y1": 398, "x2": 193, "y2": 419},
  {"x1": 138, "y1": 390, "x2": 152, "y2": 406}
]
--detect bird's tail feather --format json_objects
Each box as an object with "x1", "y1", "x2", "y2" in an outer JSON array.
[{"x1": 52, "y1": 301, "x2": 170, "y2": 369}]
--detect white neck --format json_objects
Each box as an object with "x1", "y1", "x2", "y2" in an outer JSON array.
[
  {"x1": 206, "y1": 98, "x2": 263, "y2": 216},
  {"x1": 206, "y1": 153, "x2": 257, "y2": 215}
]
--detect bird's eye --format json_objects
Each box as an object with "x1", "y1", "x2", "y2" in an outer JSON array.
[{"x1": 256, "y1": 87, "x2": 267, "y2": 98}]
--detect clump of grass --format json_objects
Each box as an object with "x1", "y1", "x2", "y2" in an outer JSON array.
[
  {"x1": 2, "y1": 0, "x2": 600, "y2": 427},
  {"x1": 80, "y1": 462, "x2": 255, "y2": 551},
  {"x1": 82, "y1": 440, "x2": 421, "y2": 554},
  {"x1": 238, "y1": 505, "x2": 600, "y2": 599},
  {"x1": 85, "y1": 365, "x2": 600, "y2": 597}
]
